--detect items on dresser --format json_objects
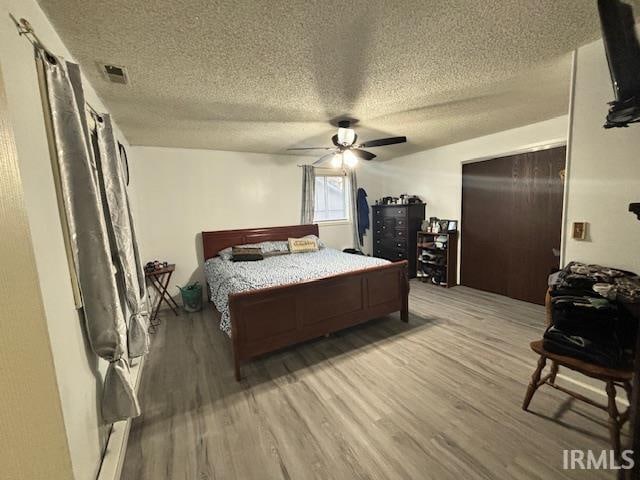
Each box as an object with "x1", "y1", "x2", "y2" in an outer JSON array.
[
  {"x1": 376, "y1": 194, "x2": 423, "y2": 206},
  {"x1": 372, "y1": 203, "x2": 426, "y2": 278},
  {"x1": 416, "y1": 231, "x2": 458, "y2": 287}
]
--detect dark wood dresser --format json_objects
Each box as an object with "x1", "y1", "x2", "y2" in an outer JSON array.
[{"x1": 372, "y1": 203, "x2": 426, "y2": 278}]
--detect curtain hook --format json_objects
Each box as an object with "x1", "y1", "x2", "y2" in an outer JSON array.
[{"x1": 10, "y1": 14, "x2": 57, "y2": 64}]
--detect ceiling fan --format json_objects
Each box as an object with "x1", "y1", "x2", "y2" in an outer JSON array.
[{"x1": 287, "y1": 119, "x2": 407, "y2": 167}]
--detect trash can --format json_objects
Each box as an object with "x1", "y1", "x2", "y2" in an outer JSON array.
[{"x1": 178, "y1": 282, "x2": 202, "y2": 312}]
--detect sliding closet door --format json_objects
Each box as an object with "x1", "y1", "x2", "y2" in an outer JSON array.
[{"x1": 461, "y1": 146, "x2": 566, "y2": 305}]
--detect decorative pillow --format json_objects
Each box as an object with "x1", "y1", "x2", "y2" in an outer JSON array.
[
  {"x1": 259, "y1": 240, "x2": 290, "y2": 254},
  {"x1": 218, "y1": 240, "x2": 290, "y2": 261},
  {"x1": 288, "y1": 236, "x2": 319, "y2": 253},
  {"x1": 302, "y1": 234, "x2": 325, "y2": 249},
  {"x1": 231, "y1": 246, "x2": 263, "y2": 262}
]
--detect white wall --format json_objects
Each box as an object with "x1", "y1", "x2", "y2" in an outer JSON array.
[
  {"x1": 563, "y1": 39, "x2": 640, "y2": 273},
  {"x1": 370, "y1": 115, "x2": 569, "y2": 277},
  {"x1": 129, "y1": 146, "x2": 383, "y2": 297},
  {"x1": 0, "y1": 1, "x2": 138, "y2": 478}
]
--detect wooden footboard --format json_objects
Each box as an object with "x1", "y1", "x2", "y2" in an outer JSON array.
[
  {"x1": 201, "y1": 224, "x2": 409, "y2": 381},
  {"x1": 228, "y1": 260, "x2": 409, "y2": 381}
]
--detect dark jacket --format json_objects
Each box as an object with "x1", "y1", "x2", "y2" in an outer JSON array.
[{"x1": 356, "y1": 188, "x2": 369, "y2": 245}]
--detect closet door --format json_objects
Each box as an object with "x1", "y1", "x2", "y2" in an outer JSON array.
[{"x1": 461, "y1": 146, "x2": 566, "y2": 305}]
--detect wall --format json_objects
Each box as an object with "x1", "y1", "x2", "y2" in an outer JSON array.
[
  {"x1": 563, "y1": 39, "x2": 640, "y2": 273},
  {"x1": 0, "y1": 60, "x2": 74, "y2": 480},
  {"x1": 0, "y1": 1, "x2": 139, "y2": 478},
  {"x1": 370, "y1": 115, "x2": 569, "y2": 277},
  {"x1": 129, "y1": 146, "x2": 383, "y2": 296}
]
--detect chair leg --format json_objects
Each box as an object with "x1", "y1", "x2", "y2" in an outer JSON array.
[
  {"x1": 623, "y1": 381, "x2": 633, "y2": 404},
  {"x1": 606, "y1": 381, "x2": 621, "y2": 460},
  {"x1": 234, "y1": 361, "x2": 241, "y2": 382},
  {"x1": 522, "y1": 355, "x2": 547, "y2": 411},
  {"x1": 549, "y1": 361, "x2": 559, "y2": 385}
]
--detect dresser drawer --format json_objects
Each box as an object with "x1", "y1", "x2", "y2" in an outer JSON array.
[
  {"x1": 375, "y1": 247, "x2": 407, "y2": 261},
  {"x1": 394, "y1": 228, "x2": 408, "y2": 239},
  {"x1": 377, "y1": 225, "x2": 395, "y2": 238},
  {"x1": 382, "y1": 238, "x2": 406, "y2": 250},
  {"x1": 388, "y1": 249, "x2": 408, "y2": 261},
  {"x1": 382, "y1": 207, "x2": 407, "y2": 218},
  {"x1": 377, "y1": 217, "x2": 405, "y2": 230}
]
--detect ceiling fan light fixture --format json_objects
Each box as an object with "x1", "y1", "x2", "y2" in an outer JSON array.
[
  {"x1": 343, "y1": 149, "x2": 358, "y2": 168},
  {"x1": 330, "y1": 153, "x2": 342, "y2": 168},
  {"x1": 337, "y1": 127, "x2": 356, "y2": 146}
]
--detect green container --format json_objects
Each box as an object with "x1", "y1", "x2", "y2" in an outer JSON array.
[{"x1": 178, "y1": 282, "x2": 202, "y2": 313}]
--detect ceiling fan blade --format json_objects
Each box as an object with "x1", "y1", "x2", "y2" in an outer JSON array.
[
  {"x1": 287, "y1": 147, "x2": 333, "y2": 151},
  {"x1": 360, "y1": 136, "x2": 407, "y2": 148},
  {"x1": 313, "y1": 153, "x2": 336, "y2": 166},
  {"x1": 351, "y1": 149, "x2": 376, "y2": 161}
]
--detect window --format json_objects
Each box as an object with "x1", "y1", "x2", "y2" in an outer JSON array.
[{"x1": 314, "y1": 175, "x2": 349, "y2": 222}]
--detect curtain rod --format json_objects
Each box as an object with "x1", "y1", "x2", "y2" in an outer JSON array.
[
  {"x1": 10, "y1": 14, "x2": 104, "y2": 121},
  {"x1": 296, "y1": 165, "x2": 351, "y2": 177}
]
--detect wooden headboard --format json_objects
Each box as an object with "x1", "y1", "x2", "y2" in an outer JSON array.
[{"x1": 201, "y1": 224, "x2": 320, "y2": 261}]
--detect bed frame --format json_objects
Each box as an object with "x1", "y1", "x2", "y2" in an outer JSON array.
[{"x1": 201, "y1": 224, "x2": 409, "y2": 380}]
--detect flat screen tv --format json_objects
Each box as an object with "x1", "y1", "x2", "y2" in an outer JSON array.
[{"x1": 598, "y1": 0, "x2": 640, "y2": 128}]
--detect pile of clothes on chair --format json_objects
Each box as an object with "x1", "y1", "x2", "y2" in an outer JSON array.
[{"x1": 545, "y1": 262, "x2": 640, "y2": 368}]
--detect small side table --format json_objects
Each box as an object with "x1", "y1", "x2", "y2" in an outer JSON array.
[{"x1": 145, "y1": 264, "x2": 179, "y2": 333}]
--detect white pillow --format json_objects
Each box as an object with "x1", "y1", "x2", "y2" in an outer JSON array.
[{"x1": 303, "y1": 235, "x2": 325, "y2": 248}]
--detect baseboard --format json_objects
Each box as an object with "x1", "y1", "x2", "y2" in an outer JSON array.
[{"x1": 97, "y1": 355, "x2": 145, "y2": 480}]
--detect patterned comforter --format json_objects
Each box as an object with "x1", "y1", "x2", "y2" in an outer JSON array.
[{"x1": 204, "y1": 248, "x2": 389, "y2": 336}]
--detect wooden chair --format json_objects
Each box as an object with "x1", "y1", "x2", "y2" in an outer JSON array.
[
  {"x1": 522, "y1": 290, "x2": 634, "y2": 458},
  {"x1": 523, "y1": 340, "x2": 633, "y2": 457}
]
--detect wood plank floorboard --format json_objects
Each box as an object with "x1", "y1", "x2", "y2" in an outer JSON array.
[{"x1": 121, "y1": 282, "x2": 626, "y2": 479}]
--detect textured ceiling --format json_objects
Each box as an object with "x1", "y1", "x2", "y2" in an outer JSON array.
[{"x1": 35, "y1": 0, "x2": 640, "y2": 159}]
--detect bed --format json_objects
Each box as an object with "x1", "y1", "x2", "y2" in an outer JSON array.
[{"x1": 201, "y1": 224, "x2": 409, "y2": 380}]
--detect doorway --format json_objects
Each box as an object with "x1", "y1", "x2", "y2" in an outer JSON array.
[{"x1": 461, "y1": 146, "x2": 566, "y2": 305}]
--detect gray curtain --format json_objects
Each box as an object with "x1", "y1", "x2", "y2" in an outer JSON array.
[
  {"x1": 37, "y1": 49, "x2": 140, "y2": 423},
  {"x1": 94, "y1": 115, "x2": 149, "y2": 358},
  {"x1": 348, "y1": 170, "x2": 361, "y2": 248},
  {"x1": 300, "y1": 165, "x2": 315, "y2": 224}
]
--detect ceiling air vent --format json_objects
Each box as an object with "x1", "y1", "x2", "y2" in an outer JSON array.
[{"x1": 102, "y1": 64, "x2": 128, "y2": 84}]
